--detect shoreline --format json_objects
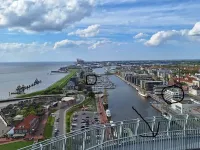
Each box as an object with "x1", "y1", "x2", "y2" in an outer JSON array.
[
  {"x1": 115, "y1": 74, "x2": 162, "y2": 112},
  {"x1": 0, "y1": 70, "x2": 77, "y2": 105},
  {"x1": 115, "y1": 75, "x2": 146, "y2": 97}
]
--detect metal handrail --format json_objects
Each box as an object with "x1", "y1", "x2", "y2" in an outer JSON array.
[{"x1": 18, "y1": 115, "x2": 200, "y2": 150}]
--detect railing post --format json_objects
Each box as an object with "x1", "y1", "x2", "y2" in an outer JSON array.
[
  {"x1": 63, "y1": 135, "x2": 66, "y2": 150},
  {"x1": 40, "y1": 144, "x2": 43, "y2": 150},
  {"x1": 167, "y1": 115, "x2": 172, "y2": 136},
  {"x1": 151, "y1": 116, "x2": 156, "y2": 131},
  {"x1": 119, "y1": 121, "x2": 123, "y2": 139},
  {"x1": 82, "y1": 131, "x2": 86, "y2": 150},
  {"x1": 183, "y1": 114, "x2": 189, "y2": 136},
  {"x1": 100, "y1": 125, "x2": 106, "y2": 149},
  {"x1": 135, "y1": 118, "x2": 140, "y2": 136}
]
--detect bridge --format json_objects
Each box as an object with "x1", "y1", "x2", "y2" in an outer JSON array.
[{"x1": 19, "y1": 114, "x2": 200, "y2": 150}]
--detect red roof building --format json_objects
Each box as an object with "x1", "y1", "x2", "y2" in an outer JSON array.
[
  {"x1": 173, "y1": 75, "x2": 196, "y2": 86},
  {"x1": 14, "y1": 114, "x2": 39, "y2": 135}
]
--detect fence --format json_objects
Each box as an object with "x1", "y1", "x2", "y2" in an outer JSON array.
[{"x1": 19, "y1": 115, "x2": 200, "y2": 150}]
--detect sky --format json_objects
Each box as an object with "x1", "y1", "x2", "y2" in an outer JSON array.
[{"x1": 0, "y1": 0, "x2": 200, "y2": 62}]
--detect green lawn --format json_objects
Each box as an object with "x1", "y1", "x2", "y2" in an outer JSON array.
[
  {"x1": 44, "y1": 116, "x2": 55, "y2": 139},
  {"x1": 0, "y1": 141, "x2": 33, "y2": 150},
  {"x1": 17, "y1": 69, "x2": 77, "y2": 98}
]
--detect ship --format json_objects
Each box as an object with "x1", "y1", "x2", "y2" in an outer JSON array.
[
  {"x1": 106, "y1": 109, "x2": 111, "y2": 117},
  {"x1": 138, "y1": 90, "x2": 148, "y2": 98},
  {"x1": 51, "y1": 67, "x2": 68, "y2": 73}
]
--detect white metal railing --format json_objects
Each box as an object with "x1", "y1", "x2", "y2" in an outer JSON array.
[{"x1": 18, "y1": 115, "x2": 200, "y2": 150}]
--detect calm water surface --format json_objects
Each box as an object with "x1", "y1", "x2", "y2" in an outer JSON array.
[
  {"x1": 94, "y1": 68, "x2": 160, "y2": 121},
  {"x1": 0, "y1": 62, "x2": 73, "y2": 100}
]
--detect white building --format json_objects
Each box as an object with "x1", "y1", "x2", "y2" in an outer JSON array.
[
  {"x1": 157, "y1": 69, "x2": 172, "y2": 79},
  {"x1": 153, "y1": 85, "x2": 167, "y2": 95},
  {"x1": 163, "y1": 88, "x2": 183, "y2": 102},
  {"x1": 189, "y1": 86, "x2": 200, "y2": 96},
  {"x1": 170, "y1": 98, "x2": 200, "y2": 114}
]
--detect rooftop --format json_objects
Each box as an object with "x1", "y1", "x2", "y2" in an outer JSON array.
[
  {"x1": 15, "y1": 114, "x2": 39, "y2": 130},
  {"x1": 61, "y1": 97, "x2": 75, "y2": 102}
]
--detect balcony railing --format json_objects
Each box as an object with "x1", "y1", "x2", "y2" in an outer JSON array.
[{"x1": 19, "y1": 115, "x2": 200, "y2": 150}]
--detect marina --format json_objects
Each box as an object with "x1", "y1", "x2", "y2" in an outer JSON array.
[
  {"x1": 93, "y1": 68, "x2": 160, "y2": 122},
  {"x1": 92, "y1": 75, "x2": 116, "y2": 91}
]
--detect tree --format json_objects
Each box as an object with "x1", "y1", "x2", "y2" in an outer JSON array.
[
  {"x1": 30, "y1": 110, "x2": 36, "y2": 115},
  {"x1": 88, "y1": 91, "x2": 95, "y2": 99}
]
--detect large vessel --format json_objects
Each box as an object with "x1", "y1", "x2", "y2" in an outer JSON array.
[
  {"x1": 106, "y1": 109, "x2": 111, "y2": 117},
  {"x1": 138, "y1": 90, "x2": 148, "y2": 98}
]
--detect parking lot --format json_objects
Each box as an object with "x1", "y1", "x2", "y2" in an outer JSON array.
[{"x1": 71, "y1": 111, "x2": 100, "y2": 131}]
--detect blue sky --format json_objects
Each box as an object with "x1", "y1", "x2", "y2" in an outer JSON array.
[{"x1": 0, "y1": 0, "x2": 200, "y2": 62}]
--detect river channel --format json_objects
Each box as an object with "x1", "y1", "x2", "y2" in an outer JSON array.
[{"x1": 94, "y1": 68, "x2": 160, "y2": 122}]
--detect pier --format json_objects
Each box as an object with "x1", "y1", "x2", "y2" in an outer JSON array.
[{"x1": 10, "y1": 78, "x2": 42, "y2": 95}]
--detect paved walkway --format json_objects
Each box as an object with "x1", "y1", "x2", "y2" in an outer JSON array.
[{"x1": 97, "y1": 96, "x2": 108, "y2": 124}]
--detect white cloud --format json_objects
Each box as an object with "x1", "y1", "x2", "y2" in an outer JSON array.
[
  {"x1": 0, "y1": 0, "x2": 94, "y2": 32},
  {"x1": 136, "y1": 39, "x2": 147, "y2": 43},
  {"x1": 145, "y1": 21, "x2": 200, "y2": 46},
  {"x1": 54, "y1": 39, "x2": 91, "y2": 49},
  {"x1": 134, "y1": 33, "x2": 148, "y2": 39},
  {"x1": 68, "y1": 24, "x2": 100, "y2": 37},
  {"x1": 188, "y1": 22, "x2": 200, "y2": 36},
  {"x1": 88, "y1": 40, "x2": 111, "y2": 49},
  {"x1": 0, "y1": 42, "x2": 50, "y2": 53},
  {"x1": 145, "y1": 30, "x2": 182, "y2": 46}
]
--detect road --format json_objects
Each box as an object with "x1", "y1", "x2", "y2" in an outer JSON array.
[{"x1": 52, "y1": 94, "x2": 85, "y2": 136}]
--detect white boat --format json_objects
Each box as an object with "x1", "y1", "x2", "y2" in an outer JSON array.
[
  {"x1": 138, "y1": 91, "x2": 148, "y2": 98},
  {"x1": 106, "y1": 109, "x2": 111, "y2": 117}
]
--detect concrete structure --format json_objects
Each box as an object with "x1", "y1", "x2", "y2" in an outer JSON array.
[
  {"x1": 193, "y1": 80, "x2": 200, "y2": 87},
  {"x1": 140, "y1": 80, "x2": 163, "y2": 91},
  {"x1": 61, "y1": 97, "x2": 76, "y2": 106},
  {"x1": 153, "y1": 85, "x2": 167, "y2": 95},
  {"x1": 157, "y1": 69, "x2": 172, "y2": 79},
  {"x1": 163, "y1": 88, "x2": 183, "y2": 102},
  {"x1": 170, "y1": 98, "x2": 200, "y2": 114},
  {"x1": 189, "y1": 86, "x2": 200, "y2": 96},
  {"x1": 65, "y1": 81, "x2": 76, "y2": 90},
  {"x1": 124, "y1": 74, "x2": 152, "y2": 86}
]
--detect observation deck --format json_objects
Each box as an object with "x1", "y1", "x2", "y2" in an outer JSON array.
[{"x1": 19, "y1": 114, "x2": 200, "y2": 150}]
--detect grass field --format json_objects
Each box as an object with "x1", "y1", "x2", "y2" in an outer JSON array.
[
  {"x1": 0, "y1": 141, "x2": 33, "y2": 150},
  {"x1": 44, "y1": 116, "x2": 55, "y2": 139},
  {"x1": 17, "y1": 69, "x2": 77, "y2": 98}
]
